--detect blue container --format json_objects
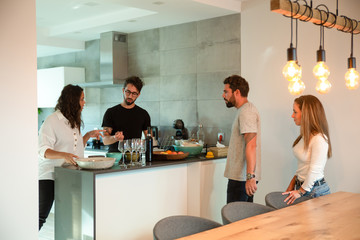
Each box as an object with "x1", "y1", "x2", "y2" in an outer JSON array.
[
  {"x1": 105, "y1": 152, "x2": 122, "y2": 165},
  {"x1": 172, "y1": 145, "x2": 203, "y2": 156}
]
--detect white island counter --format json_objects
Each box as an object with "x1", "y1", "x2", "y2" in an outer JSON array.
[{"x1": 54, "y1": 157, "x2": 227, "y2": 240}]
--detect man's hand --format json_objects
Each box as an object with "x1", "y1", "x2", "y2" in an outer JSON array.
[
  {"x1": 114, "y1": 131, "x2": 124, "y2": 141},
  {"x1": 246, "y1": 178, "x2": 257, "y2": 196}
]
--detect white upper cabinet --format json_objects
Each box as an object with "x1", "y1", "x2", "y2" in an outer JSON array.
[{"x1": 37, "y1": 67, "x2": 85, "y2": 108}]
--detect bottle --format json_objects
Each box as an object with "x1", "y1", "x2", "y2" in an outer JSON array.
[
  {"x1": 145, "y1": 127, "x2": 153, "y2": 162},
  {"x1": 197, "y1": 124, "x2": 205, "y2": 145}
]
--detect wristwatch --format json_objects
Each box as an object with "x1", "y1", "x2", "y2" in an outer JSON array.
[{"x1": 246, "y1": 173, "x2": 256, "y2": 180}]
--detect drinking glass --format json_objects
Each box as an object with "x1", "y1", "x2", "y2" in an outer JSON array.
[
  {"x1": 131, "y1": 138, "x2": 141, "y2": 166},
  {"x1": 117, "y1": 140, "x2": 127, "y2": 169},
  {"x1": 139, "y1": 139, "x2": 146, "y2": 166},
  {"x1": 124, "y1": 139, "x2": 132, "y2": 166}
]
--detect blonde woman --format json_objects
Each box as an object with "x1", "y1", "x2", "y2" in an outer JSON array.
[{"x1": 283, "y1": 95, "x2": 332, "y2": 204}]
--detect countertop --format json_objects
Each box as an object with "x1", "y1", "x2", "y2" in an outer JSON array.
[{"x1": 59, "y1": 154, "x2": 225, "y2": 175}]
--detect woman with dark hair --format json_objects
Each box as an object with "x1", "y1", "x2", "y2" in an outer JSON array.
[
  {"x1": 38, "y1": 84, "x2": 104, "y2": 230},
  {"x1": 283, "y1": 95, "x2": 332, "y2": 204}
]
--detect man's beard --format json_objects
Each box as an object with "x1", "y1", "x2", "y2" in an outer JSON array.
[
  {"x1": 225, "y1": 95, "x2": 235, "y2": 108},
  {"x1": 124, "y1": 97, "x2": 134, "y2": 105}
]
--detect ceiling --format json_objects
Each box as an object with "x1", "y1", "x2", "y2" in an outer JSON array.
[{"x1": 37, "y1": 0, "x2": 244, "y2": 57}]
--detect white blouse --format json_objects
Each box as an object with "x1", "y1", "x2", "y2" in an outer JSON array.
[
  {"x1": 38, "y1": 110, "x2": 84, "y2": 180},
  {"x1": 293, "y1": 133, "x2": 329, "y2": 192}
]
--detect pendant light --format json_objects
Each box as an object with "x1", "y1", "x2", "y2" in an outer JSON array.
[
  {"x1": 283, "y1": 7, "x2": 301, "y2": 82},
  {"x1": 313, "y1": 7, "x2": 331, "y2": 94},
  {"x1": 288, "y1": 68, "x2": 305, "y2": 95},
  {"x1": 345, "y1": 26, "x2": 359, "y2": 90}
]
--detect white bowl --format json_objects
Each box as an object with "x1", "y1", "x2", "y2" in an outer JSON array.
[{"x1": 76, "y1": 157, "x2": 115, "y2": 169}]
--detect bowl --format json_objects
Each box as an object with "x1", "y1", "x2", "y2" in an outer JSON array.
[
  {"x1": 76, "y1": 157, "x2": 115, "y2": 169},
  {"x1": 105, "y1": 152, "x2": 122, "y2": 164},
  {"x1": 172, "y1": 145, "x2": 203, "y2": 156},
  {"x1": 124, "y1": 152, "x2": 140, "y2": 163}
]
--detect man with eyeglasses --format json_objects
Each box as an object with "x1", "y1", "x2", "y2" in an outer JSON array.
[{"x1": 101, "y1": 76, "x2": 151, "y2": 152}]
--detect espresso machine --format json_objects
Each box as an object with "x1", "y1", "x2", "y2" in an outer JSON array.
[{"x1": 173, "y1": 119, "x2": 188, "y2": 140}]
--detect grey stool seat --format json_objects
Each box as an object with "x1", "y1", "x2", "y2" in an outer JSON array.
[
  {"x1": 153, "y1": 215, "x2": 222, "y2": 240},
  {"x1": 221, "y1": 202, "x2": 274, "y2": 225},
  {"x1": 265, "y1": 191, "x2": 311, "y2": 209}
]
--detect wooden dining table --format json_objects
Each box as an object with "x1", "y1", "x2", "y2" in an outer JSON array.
[{"x1": 179, "y1": 191, "x2": 360, "y2": 240}]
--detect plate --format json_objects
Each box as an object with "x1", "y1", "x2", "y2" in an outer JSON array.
[
  {"x1": 76, "y1": 157, "x2": 115, "y2": 169},
  {"x1": 152, "y1": 151, "x2": 189, "y2": 160}
]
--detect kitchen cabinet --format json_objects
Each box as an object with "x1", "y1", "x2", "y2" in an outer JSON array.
[
  {"x1": 55, "y1": 157, "x2": 227, "y2": 240},
  {"x1": 37, "y1": 67, "x2": 85, "y2": 108}
]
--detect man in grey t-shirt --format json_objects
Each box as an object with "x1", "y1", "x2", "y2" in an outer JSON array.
[{"x1": 222, "y1": 75, "x2": 261, "y2": 203}]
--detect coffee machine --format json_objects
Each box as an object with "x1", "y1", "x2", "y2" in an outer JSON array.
[{"x1": 173, "y1": 119, "x2": 188, "y2": 140}]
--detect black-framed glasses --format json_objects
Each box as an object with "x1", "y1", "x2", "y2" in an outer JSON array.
[{"x1": 124, "y1": 90, "x2": 139, "y2": 97}]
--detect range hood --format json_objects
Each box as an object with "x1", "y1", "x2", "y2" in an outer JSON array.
[{"x1": 79, "y1": 31, "x2": 128, "y2": 88}]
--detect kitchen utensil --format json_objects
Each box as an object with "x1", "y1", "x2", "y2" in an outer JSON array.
[{"x1": 76, "y1": 157, "x2": 115, "y2": 169}]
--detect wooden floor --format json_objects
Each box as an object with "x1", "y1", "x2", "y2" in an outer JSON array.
[{"x1": 39, "y1": 213, "x2": 54, "y2": 240}]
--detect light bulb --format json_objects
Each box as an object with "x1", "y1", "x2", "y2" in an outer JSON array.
[
  {"x1": 345, "y1": 68, "x2": 359, "y2": 90},
  {"x1": 288, "y1": 80, "x2": 305, "y2": 95},
  {"x1": 313, "y1": 61, "x2": 330, "y2": 81},
  {"x1": 315, "y1": 80, "x2": 331, "y2": 94},
  {"x1": 283, "y1": 60, "x2": 301, "y2": 81}
]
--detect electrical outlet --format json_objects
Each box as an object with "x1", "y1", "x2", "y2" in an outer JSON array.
[{"x1": 218, "y1": 133, "x2": 224, "y2": 143}]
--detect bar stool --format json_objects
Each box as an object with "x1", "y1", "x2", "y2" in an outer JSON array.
[
  {"x1": 153, "y1": 215, "x2": 222, "y2": 240},
  {"x1": 221, "y1": 202, "x2": 274, "y2": 225},
  {"x1": 265, "y1": 191, "x2": 311, "y2": 209}
]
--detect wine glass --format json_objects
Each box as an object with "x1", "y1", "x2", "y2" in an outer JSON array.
[
  {"x1": 124, "y1": 139, "x2": 132, "y2": 166},
  {"x1": 131, "y1": 138, "x2": 141, "y2": 166},
  {"x1": 117, "y1": 140, "x2": 127, "y2": 169}
]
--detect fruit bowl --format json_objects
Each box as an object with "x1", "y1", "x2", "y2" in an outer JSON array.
[
  {"x1": 172, "y1": 145, "x2": 203, "y2": 156},
  {"x1": 153, "y1": 151, "x2": 189, "y2": 160},
  {"x1": 76, "y1": 157, "x2": 115, "y2": 169}
]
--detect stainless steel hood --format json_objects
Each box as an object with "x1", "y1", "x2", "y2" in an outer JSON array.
[{"x1": 79, "y1": 31, "x2": 128, "y2": 88}]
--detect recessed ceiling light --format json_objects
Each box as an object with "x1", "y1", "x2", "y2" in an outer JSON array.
[
  {"x1": 153, "y1": 1, "x2": 164, "y2": 5},
  {"x1": 72, "y1": 4, "x2": 81, "y2": 10}
]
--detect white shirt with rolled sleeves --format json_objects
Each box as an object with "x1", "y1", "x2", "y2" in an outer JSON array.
[
  {"x1": 293, "y1": 133, "x2": 329, "y2": 192},
  {"x1": 38, "y1": 110, "x2": 84, "y2": 180}
]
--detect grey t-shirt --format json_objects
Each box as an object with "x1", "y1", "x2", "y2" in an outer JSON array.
[{"x1": 224, "y1": 102, "x2": 261, "y2": 181}]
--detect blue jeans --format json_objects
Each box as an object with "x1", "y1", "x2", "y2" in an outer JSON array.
[{"x1": 295, "y1": 179, "x2": 331, "y2": 198}]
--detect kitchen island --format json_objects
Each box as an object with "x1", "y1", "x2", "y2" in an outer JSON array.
[{"x1": 54, "y1": 156, "x2": 227, "y2": 240}]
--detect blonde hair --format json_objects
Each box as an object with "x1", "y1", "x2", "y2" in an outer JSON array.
[{"x1": 292, "y1": 95, "x2": 332, "y2": 158}]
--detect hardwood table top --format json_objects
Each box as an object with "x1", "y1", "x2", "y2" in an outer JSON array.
[{"x1": 179, "y1": 191, "x2": 360, "y2": 240}]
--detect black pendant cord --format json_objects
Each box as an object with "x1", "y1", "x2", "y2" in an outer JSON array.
[
  {"x1": 350, "y1": 28, "x2": 354, "y2": 58},
  {"x1": 296, "y1": 18, "x2": 298, "y2": 51}
]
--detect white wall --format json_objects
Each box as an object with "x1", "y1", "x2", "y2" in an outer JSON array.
[
  {"x1": 241, "y1": 0, "x2": 360, "y2": 204},
  {"x1": 0, "y1": 0, "x2": 38, "y2": 239}
]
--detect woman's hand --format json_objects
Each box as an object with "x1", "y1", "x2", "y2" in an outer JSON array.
[
  {"x1": 87, "y1": 129, "x2": 105, "y2": 140},
  {"x1": 282, "y1": 190, "x2": 301, "y2": 205},
  {"x1": 62, "y1": 152, "x2": 79, "y2": 166},
  {"x1": 44, "y1": 149, "x2": 79, "y2": 166}
]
